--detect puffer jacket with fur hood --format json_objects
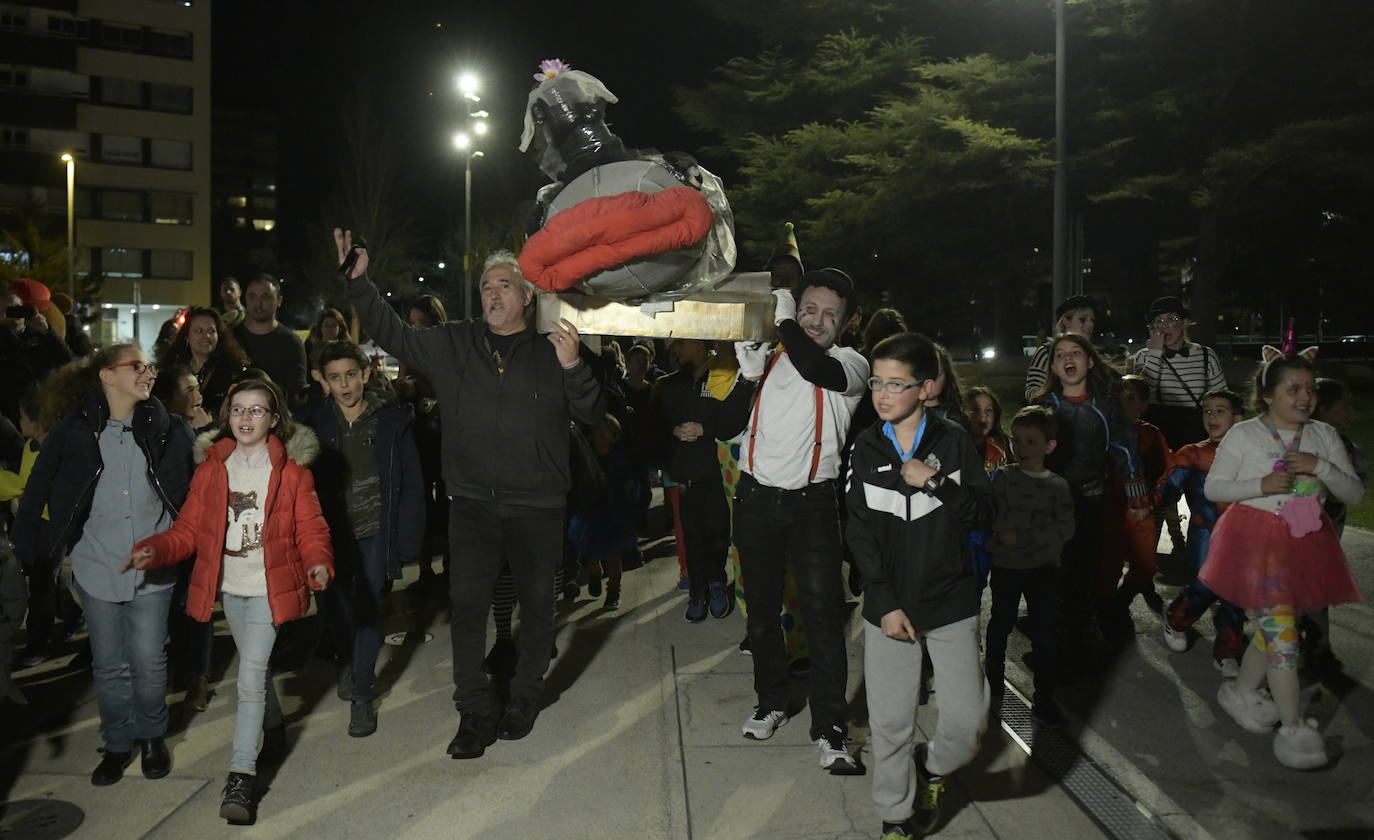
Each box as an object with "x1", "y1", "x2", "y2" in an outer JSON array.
[{"x1": 135, "y1": 428, "x2": 333, "y2": 624}]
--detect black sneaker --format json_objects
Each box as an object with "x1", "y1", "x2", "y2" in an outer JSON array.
[
  {"x1": 220, "y1": 772, "x2": 255, "y2": 824},
  {"x1": 708, "y1": 581, "x2": 733, "y2": 619},
  {"x1": 685, "y1": 597, "x2": 707, "y2": 623},
  {"x1": 141, "y1": 737, "x2": 171, "y2": 779},
  {"x1": 349, "y1": 699, "x2": 378, "y2": 738},
  {"x1": 336, "y1": 663, "x2": 353, "y2": 701},
  {"x1": 604, "y1": 586, "x2": 620, "y2": 610},
  {"x1": 447, "y1": 713, "x2": 497, "y2": 759},
  {"x1": 91, "y1": 750, "x2": 133, "y2": 786},
  {"x1": 497, "y1": 697, "x2": 538, "y2": 741}
]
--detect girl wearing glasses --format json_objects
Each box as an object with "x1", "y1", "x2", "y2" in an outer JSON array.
[
  {"x1": 12, "y1": 344, "x2": 194, "y2": 788},
  {"x1": 125, "y1": 377, "x2": 333, "y2": 824}
]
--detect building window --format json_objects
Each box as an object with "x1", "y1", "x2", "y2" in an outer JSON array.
[
  {"x1": 145, "y1": 28, "x2": 192, "y2": 58},
  {"x1": 251, "y1": 196, "x2": 276, "y2": 211},
  {"x1": 0, "y1": 11, "x2": 29, "y2": 29},
  {"x1": 100, "y1": 190, "x2": 144, "y2": 222},
  {"x1": 251, "y1": 177, "x2": 276, "y2": 193},
  {"x1": 100, "y1": 134, "x2": 144, "y2": 164},
  {"x1": 102, "y1": 247, "x2": 144, "y2": 278},
  {"x1": 150, "y1": 138, "x2": 192, "y2": 170},
  {"x1": 0, "y1": 127, "x2": 28, "y2": 149},
  {"x1": 99, "y1": 77, "x2": 144, "y2": 107},
  {"x1": 151, "y1": 192, "x2": 192, "y2": 224},
  {"x1": 0, "y1": 67, "x2": 30, "y2": 89},
  {"x1": 27, "y1": 127, "x2": 88, "y2": 155},
  {"x1": 46, "y1": 13, "x2": 88, "y2": 39},
  {"x1": 149, "y1": 83, "x2": 192, "y2": 113},
  {"x1": 234, "y1": 217, "x2": 247, "y2": 227},
  {"x1": 30, "y1": 67, "x2": 88, "y2": 97},
  {"x1": 151, "y1": 249, "x2": 192, "y2": 279},
  {"x1": 251, "y1": 219, "x2": 276, "y2": 232},
  {"x1": 226, "y1": 195, "x2": 247, "y2": 208},
  {"x1": 98, "y1": 23, "x2": 142, "y2": 50}
]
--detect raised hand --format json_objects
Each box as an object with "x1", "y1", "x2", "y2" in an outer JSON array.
[
  {"x1": 548, "y1": 318, "x2": 582, "y2": 367},
  {"x1": 333, "y1": 228, "x2": 369, "y2": 280}
]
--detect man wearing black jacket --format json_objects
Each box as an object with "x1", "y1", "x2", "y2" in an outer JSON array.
[
  {"x1": 729, "y1": 268, "x2": 869, "y2": 774},
  {"x1": 334, "y1": 231, "x2": 604, "y2": 760},
  {"x1": 649, "y1": 339, "x2": 754, "y2": 622}
]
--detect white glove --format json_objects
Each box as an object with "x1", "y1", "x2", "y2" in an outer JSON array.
[
  {"x1": 734, "y1": 341, "x2": 771, "y2": 381},
  {"x1": 771, "y1": 289, "x2": 797, "y2": 325}
]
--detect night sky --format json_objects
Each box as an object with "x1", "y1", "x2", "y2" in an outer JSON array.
[{"x1": 214, "y1": 0, "x2": 758, "y2": 268}]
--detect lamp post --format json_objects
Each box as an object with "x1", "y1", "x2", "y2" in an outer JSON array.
[
  {"x1": 454, "y1": 72, "x2": 488, "y2": 320},
  {"x1": 1051, "y1": 0, "x2": 1069, "y2": 309},
  {"x1": 61, "y1": 153, "x2": 75, "y2": 298}
]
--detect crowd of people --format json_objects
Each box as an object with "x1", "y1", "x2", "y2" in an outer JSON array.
[{"x1": 1, "y1": 239, "x2": 1366, "y2": 836}]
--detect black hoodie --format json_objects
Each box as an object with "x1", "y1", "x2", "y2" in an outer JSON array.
[{"x1": 845, "y1": 412, "x2": 997, "y2": 632}]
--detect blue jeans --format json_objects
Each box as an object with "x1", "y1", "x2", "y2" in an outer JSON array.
[
  {"x1": 77, "y1": 581, "x2": 173, "y2": 753},
  {"x1": 347, "y1": 536, "x2": 387, "y2": 701},
  {"x1": 223, "y1": 594, "x2": 277, "y2": 774}
]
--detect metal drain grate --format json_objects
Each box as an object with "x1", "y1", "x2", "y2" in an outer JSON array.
[
  {"x1": 0, "y1": 799, "x2": 85, "y2": 840},
  {"x1": 998, "y1": 686, "x2": 1177, "y2": 840}
]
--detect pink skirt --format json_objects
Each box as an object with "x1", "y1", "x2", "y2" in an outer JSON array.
[{"x1": 1199, "y1": 502, "x2": 1361, "y2": 614}]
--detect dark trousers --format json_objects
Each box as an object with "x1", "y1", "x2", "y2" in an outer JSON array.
[
  {"x1": 733, "y1": 473, "x2": 848, "y2": 737},
  {"x1": 448, "y1": 498, "x2": 562, "y2": 717},
  {"x1": 324, "y1": 536, "x2": 388, "y2": 701},
  {"x1": 985, "y1": 564, "x2": 1058, "y2": 706},
  {"x1": 679, "y1": 480, "x2": 730, "y2": 599},
  {"x1": 169, "y1": 566, "x2": 214, "y2": 680},
  {"x1": 1058, "y1": 492, "x2": 1105, "y2": 664}
]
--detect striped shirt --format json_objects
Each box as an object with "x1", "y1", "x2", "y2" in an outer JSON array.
[
  {"x1": 1132, "y1": 344, "x2": 1226, "y2": 408},
  {"x1": 1023, "y1": 341, "x2": 1053, "y2": 401}
]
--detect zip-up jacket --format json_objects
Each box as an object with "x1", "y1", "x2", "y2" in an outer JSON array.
[
  {"x1": 649, "y1": 365, "x2": 755, "y2": 482},
  {"x1": 347, "y1": 272, "x2": 604, "y2": 509},
  {"x1": 135, "y1": 430, "x2": 333, "y2": 624},
  {"x1": 12, "y1": 390, "x2": 193, "y2": 569},
  {"x1": 845, "y1": 413, "x2": 998, "y2": 632},
  {"x1": 1034, "y1": 391, "x2": 1149, "y2": 506},
  {"x1": 300, "y1": 393, "x2": 425, "y2": 579}
]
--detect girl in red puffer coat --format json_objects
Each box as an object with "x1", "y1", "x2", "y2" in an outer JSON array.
[{"x1": 125, "y1": 377, "x2": 333, "y2": 825}]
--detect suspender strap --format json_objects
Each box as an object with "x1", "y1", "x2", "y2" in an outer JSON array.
[{"x1": 747, "y1": 349, "x2": 825, "y2": 483}]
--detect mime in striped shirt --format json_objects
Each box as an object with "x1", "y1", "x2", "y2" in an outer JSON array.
[
  {"x1": 1022, "y1": 294, "x2": 1098, "y2": 402},
  {"x1": 1129, "y1": 295, "x2": 1228, "y2": 450}
]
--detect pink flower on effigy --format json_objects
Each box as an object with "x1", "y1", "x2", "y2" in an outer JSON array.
[{"x1": 534, "y1": 59, "x2": 572, "y2": 82}]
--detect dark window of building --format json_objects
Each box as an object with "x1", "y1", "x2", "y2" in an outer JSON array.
[
  {"x1": 150, "y1": 138, "x2": 192, "y2": 169},
  {"x1": 149, "y1": 82, "x2": 192, "y2": 113},
  {"x1": 100, "y1": 134, "x2": 143, "y2": 164},
  {"x1": 0, "y1": 127, "x2": 30, "y2": 149},
  {"x1": 102, "y1": 247, "x2": 144, "y2": 278},
  {"x1": 151, "y1": 249, "x2": 192, "y2": 278},
  {"x1": 100, "y1": 77, "x2": 143, "y2": 107},
  {"x1": 251, "y1": 196, "x2": 276, "y2": 211},
  {"x1": 100, "y1": 190, "x2": 144, "y2": 222},
  {"x1": 151, "y1": 192, "x2": 192, "y2": 224},
  {"x1": 99, "y1": 23, "x2": 143, "y2": 50}
]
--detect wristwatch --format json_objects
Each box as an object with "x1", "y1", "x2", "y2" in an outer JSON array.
[{"x1": 923, "y1": 473, "x2": 945, "y2": 495}]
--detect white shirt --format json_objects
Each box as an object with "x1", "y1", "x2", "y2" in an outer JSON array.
[
  {"x1": 744, "y1": 345, "x2": 868, "y2": 490},
  {"x1": 222, "y1": 445, "x2": 272, "y2": 597},
  {"x1": 1205, "y1": 417, "x2": 1364, "y2": 514}
]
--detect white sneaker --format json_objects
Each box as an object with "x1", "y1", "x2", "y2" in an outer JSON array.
[
  {"x1": 1214, "y1": 658, "x2": 1241, "y2": 679},
  {"x1": 742, "y1": 707, "x2": 788, "y2": 740},
  {"x1": 1217, "y1": 682, "x2": 1279, "y2": 734},
  {"x1": 1273, "y1": 720, "x2": 1327, "y2": 769},
  {"x1": 1161, "y1": 604, "x2": 1188, "y2": 653},
  {"x1": 815, "y1": 724, "x2": 857, "y2": 771}
]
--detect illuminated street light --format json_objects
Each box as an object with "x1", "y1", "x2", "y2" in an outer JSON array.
[
  {"x1": 473, "y1": 120, "x2": 488, "y2": 136},
  {"x1": 458, "y1": 73, "x2": 479, "y2": 101},
  {"x1": 453, "y1": 132, "x2": 470, "y2": 150},
  {"x1": 60, "y1": 153, "x2": 75, "y2": 298}
]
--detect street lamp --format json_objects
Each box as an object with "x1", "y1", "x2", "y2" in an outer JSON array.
[
  {"x1": 1052, "y1": 0, "x2": 1069, "y2": 308},
  {"x1": 453, "y1": 131, "x2": 485, "y2": 319},
  {"x1": 60, "y1": 153, "x2": 75, "y2": 298}
]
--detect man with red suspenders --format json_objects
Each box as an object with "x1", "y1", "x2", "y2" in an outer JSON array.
[{"x1": 732, "y1": 268, "x2": 869, "y2": 773}]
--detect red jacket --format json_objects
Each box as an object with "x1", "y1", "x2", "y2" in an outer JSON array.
[{"x1": 136, "y1": 429, "x2": 333, "y2": 624}]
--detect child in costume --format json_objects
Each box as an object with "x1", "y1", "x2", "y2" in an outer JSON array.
[
  {"x1": 126, "y1": 378, "x2": 333, "y2": 821},
  {"x1": 965, "y1": 386, "x2": 1012, "y2": 472},
  {"x1": 1157, "y1": 390, "x2": 1248, "y2": 675},
  {"x1": 1200, "y1": 349, "x2": 1362, "y2": 769}
]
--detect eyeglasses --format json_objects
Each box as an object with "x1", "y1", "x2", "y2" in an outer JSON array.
[
  {"x1": 228, "y1": 405, "x2": 273, "y2": 419},
  {"x1": 107, "y1": 360, "x2": 158, "y2": 376},
  {"x1": 867, "y1": 377, "x2": 926, "y2": 394}
]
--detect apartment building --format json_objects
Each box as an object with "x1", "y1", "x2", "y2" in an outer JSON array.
[{"x1": 0, "y1": 0, "x2": 211, "y2": 345}]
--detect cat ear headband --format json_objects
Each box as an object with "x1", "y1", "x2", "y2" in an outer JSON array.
[{"x1": 1259, "y1": 344, "x2": 1319, "y2": 386}]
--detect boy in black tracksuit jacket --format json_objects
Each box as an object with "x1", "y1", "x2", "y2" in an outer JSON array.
[{"x1": 845, "y1": 332, "x2": 997, "y2": 838}]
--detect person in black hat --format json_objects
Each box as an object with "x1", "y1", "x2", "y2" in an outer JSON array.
[
  {"x1": 1130, "y1": 296, "x2": 1228, "y2": 449},
  {"x1": 1023, "y1": 294, "x2": 1098, "y2": 401}
]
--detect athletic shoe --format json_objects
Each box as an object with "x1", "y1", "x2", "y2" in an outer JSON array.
[
  {"x1": 741, "y1": 707, "x2": 788, "y2": 740},
  {"x1": 1273, "y1": 720, "x2": 1327, "y2": 769},
  {"x1": 1161, "y1": 603, "x2": 1187, "y2": 653},
  {"x1": 676, "y1": 575, "x2": 690, "y2": 592},
  {"x1": 880, "y1": 821, "x2": 913, "y2": 839},
  {"x1": 815, "y1": 724, "x2": 857, "y2": 772},
  {"x1": 1214, "y1": 658, "x2": 1241, "y2": 679},
  {"x1": 604, "y1": 586, "x2": 620, "y2": 610},
  {"x1": 911, "y1": 762, "x2": 945, "y2": 834},
  {"x1": 708, "y1": 580, "x2": 733, "y2": 619},
  {"x1": 738, "y1": 636, "x2": 752, "y2": 656},
  {"x1": 348, "y1": 700, "x2": 377, "y2": 738},
  {"x1": 685, "y1": 597, "x2": 707, "y2": 623},
  {"x1": 1217, "y1": 682, "x2": 1279, "y2": 734}
]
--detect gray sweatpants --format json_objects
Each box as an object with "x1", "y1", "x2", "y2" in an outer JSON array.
[{"x1": 864, "y1": 615, "x2": 988, "y2": 822}]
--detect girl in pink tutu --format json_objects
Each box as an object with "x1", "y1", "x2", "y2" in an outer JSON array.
[{"x1": 1200, "y1": 348, "x2": 1363, "y2": 769}]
